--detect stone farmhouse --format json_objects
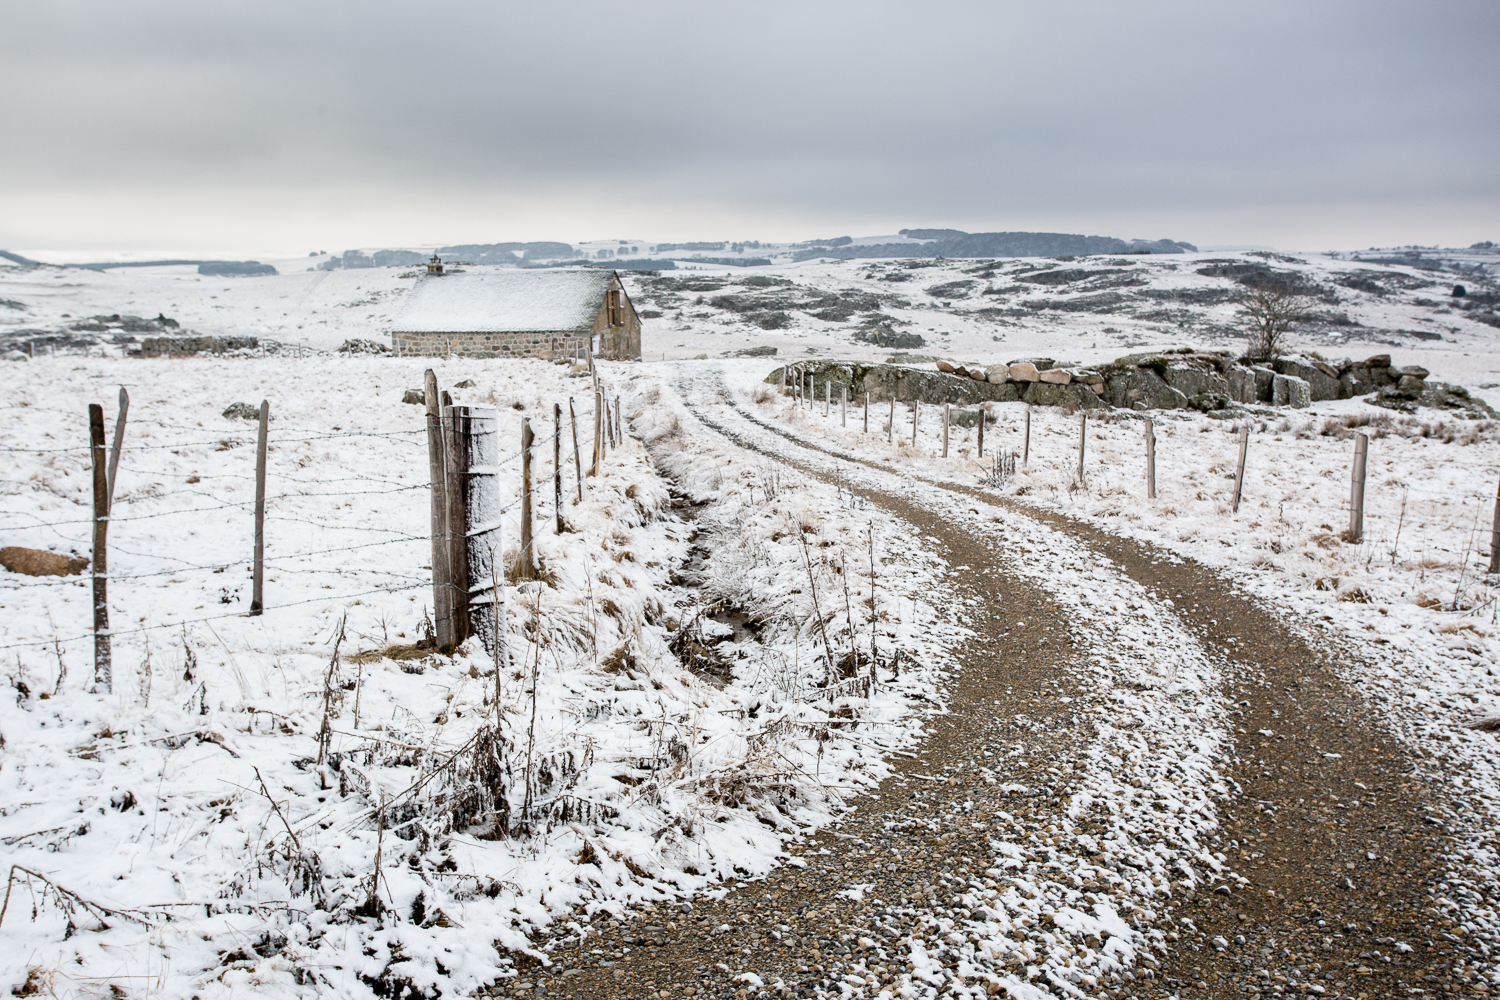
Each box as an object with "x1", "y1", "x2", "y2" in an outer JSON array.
[{"x1": 389, "y1": 264, "x2": 642, "y2": 360}]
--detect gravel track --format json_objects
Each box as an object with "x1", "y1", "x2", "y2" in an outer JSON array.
[{"x1": 492, "y1": 372, "x2": 1475, "y2": 1000}]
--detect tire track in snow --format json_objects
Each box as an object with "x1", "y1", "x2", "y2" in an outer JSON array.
[
  {"x1": 554, "y1": 369, "x2": 1239, "y2": 999},
  {"x1": 678, "y1": 367, "x2": 1469, "y2": 998}
]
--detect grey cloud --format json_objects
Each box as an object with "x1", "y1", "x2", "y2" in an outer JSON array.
[{"x1": 1, "y1": 0, "x2": 1497, "y2": 248}]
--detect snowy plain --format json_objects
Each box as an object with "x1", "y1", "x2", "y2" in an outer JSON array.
[{"x1": 3, "y1": 246, "x2": 1500, "y2": 996}]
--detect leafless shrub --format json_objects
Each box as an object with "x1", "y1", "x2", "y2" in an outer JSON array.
[{"x1": 1239, "y1": 280, "x2": 1314, "y2": 359}]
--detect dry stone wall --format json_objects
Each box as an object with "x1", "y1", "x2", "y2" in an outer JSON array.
[{"x1": 769, "y1": 350, "x2": 1454, "y2": 416}]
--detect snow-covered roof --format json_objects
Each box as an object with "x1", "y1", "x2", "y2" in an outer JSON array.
[{"x1": 391, "y1": 268, "x2": 614, "y2": 333}]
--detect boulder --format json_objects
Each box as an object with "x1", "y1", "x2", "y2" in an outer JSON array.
[
  {"x1": 1364, "y1": 354, "x2": 1392, "y2": 368},
  {"x1": 1225, "y1": 365, "x2": 1259, "y2": 404},
  {"x1": 1189, "y1": 391, "x2": 1232, "y2": 413},
  {"x1": 1, "y1": 546, "x2": 88, "y2": 577},
  {"x1": 1396, "y1": 365, "x2": 1430, "y2": 380},
  {"x1": 1038, "y1": 368, "x2": 1072, "y2": 384},
  {"x1": 222, "y1": 402, "x2": 262, "y2": 420},
  {"x1": 1101, "y1": 368, "x2": 1189, "y2": 410},
  {"x1": 985, "y1": 364, "x2": 1011, "y2": 384},
  {"x1": 1024, "y1": 381, "x2": 1107, "y2": 410},
  {"x1": 936, "y1": 360, "x2": 956, "y2": 373},
  {"x1": 1397, "y1": 375, "x2": 1425, "y2": 392},
  {"x1": 1009, "y1": 357, "x2": 1056, "y2": 371},
  {"x1": 1272, "y1": 374, "x2": 1311, "y2": 408},
  {"x1": 1251, "y1": 367, "x2": 1276, "y2": 402},
  {"x1": 1274, "y1": 358, "x2": 1342, "y2": 402},
  {"x1": 968, "y1": 368, "x2": 988, "y2": 381},
  {"x1": 1162, "y1": 364, "x2": 1231, "y2": 400},
  {"x1": 1009, "y1": 362, "x2": 1041, "y2": 382},
  {"x1": 401, "y1": 389, "x2": 425, "y2": 405},
  {"x1": 1340, "y1": 366, "x2": 1376, "y2": 397}
]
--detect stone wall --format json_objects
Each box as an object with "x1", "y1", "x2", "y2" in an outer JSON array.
[
  {"x1": 392, "y1": 329, "x2": 587, "y2": 359},
  {"x1": 768, "y1": 351, "x2": 1447, "y2": 416},
  {"x1": 139, "y1": 335, "x2": 260, "y2": 356}
]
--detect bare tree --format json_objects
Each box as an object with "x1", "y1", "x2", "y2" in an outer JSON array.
[{"x1": 1239, "y1": 280, "x2": 1313, "y2": 359}]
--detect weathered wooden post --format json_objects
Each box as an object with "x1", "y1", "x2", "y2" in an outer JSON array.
[
  {"x1": 1349, "y1": 432, "x2": 1368, "y2": 543},
  {"x1": 251, "y1": 400, "x2": 269, "y2": 615},
  {"x1": 460, "y1": 407, "x2": 501, "y2": 654},
  {"x1": 89, "y1": 404, "x2": 111, "y2": 693},
  {"x1": 520, "y1": 418, "x2": 535, "y2": 581},
  {"x1": 591, "y1": 391, "x2": 602, "y2": 476},
  {"x1": 1023, "y1": 408, "x2": 1031, "y2": 467},
  {"x1": 942, "y1": 404, "x2": 950, "y2": 458},
  {"x1": 1145, "y1": 418, "x2": 1156, "y2": 499},
  {"x1": 1231, "y1": 424, "x2": 1250, "y2": 513},
  {"x1": 1490, "y1": 474, "x2": 1500, "y2": 575},
  {"x1": 888, "y1": 397, "x2": 895, "y2": 444},
  {"x1": 106, "y1": 388, "x2": 128, "y2": 512},
  {"x1": 553, "y1": 403, "x2": 563, "y2": 534},
  {"x1": 445, "y1": 406, "x2": 471, "y2": 645},
  {"x1": 614, "y1": 396, "x2": 622, "y2": 445},
  {"x1": 841, "y1": 386, "x2": 847, "y2": 428},
  {"x1": 569, "y1": 398, "x2": 584, "y2": 501},
  {"x1": 1076, "y1": 413, "x2": 1087, "y2": 481},
  {"x1": 423, "y1": 370, "x2": 453, "y2": 650},
  {"x1": 912, "y1": 401, "x2": 919, "y2": 446},
  {"x1": 977, "y1": 405, "x2": 985, "y2": 458},
  {"x1": 824, "y1": 379, "x2": 830, "y2": 417},
  {"x1": 782, "y1": 365, "x2": 789, "y2": 392},
  {"x1": 863, "y1": 392, "x2": 870, "y2": 433}
]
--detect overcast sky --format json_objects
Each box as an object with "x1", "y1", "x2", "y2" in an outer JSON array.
[{"x1": 2, "y1": 1, "x2": 1496, "y2": 253}]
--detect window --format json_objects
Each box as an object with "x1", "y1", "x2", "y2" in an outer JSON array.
[{"x1": 606, "y1": 289, "x2": 622, "y2": 327}]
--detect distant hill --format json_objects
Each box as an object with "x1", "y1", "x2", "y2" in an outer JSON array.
[{"x1": 792, "y1": 231, "x2": 1196, "y2": 262}]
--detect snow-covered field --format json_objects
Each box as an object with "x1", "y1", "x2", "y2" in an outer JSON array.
[
  {"x1": 4, "y1": 249, "x2": 1500, "y2": 997},
  {"x1": 0, "y1": 355, "x2": 959, "y2": 997}
]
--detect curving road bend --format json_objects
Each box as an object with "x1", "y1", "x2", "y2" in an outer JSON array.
[{"x1": 515, "y1": 367, "x2": 1473, "y2": 1000}]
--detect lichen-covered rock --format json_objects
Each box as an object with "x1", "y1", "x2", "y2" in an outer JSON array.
[
  {"x1": 1252, "y1": 366, "x2": 1276, "y2": 402},
  {"x1": 1225, "y1": 365, "x2": 1259, "y2": 404},
  {"x1": 1274, "y1": 358, "x2": 1342, "y2": 401},
  {"x1": 222, "y1": 402, "x2": 262, "y2": 420},
  {"x1": 1009, "y1": 362, "x2": 1040, "y2": 382},
  {"x1": 1038, "y1": 368, "x2": 1072, "y2": 384},
  {"x1": 985, "y1": 364, "x2": 1011, "y2": 384},
  {"x1": 1162, "y1": 364, "x2": 1230, "y2": 400},
  {"x1": 1023, "y1": 381, "x2": 1107, "y2": 410},
  {"x1": 1272, "y1": 374, "x2": 1311, "y2": 408},
  {"x1": 1100, "y1": 368, "x2": 1188, "y2": 410}
]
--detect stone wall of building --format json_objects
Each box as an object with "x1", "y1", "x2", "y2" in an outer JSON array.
[{"x1": 392, "y1": 329, "x2": 591, "y2": 359}]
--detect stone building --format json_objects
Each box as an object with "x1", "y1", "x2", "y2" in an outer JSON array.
[{"x1": 389, "y1": 267, "x2": 641, "y2": 360}]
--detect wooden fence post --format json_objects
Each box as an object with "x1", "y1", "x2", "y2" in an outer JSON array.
[
  {"x1": 841, "y1": 386, "x2": 847, "y2": 428},
  {"x1": 423, "y1": 370, "x2": 453, "y2": 651},
  {"x1": 445, "y1": 406, "x2": 471, "y2": 646},
  {"x1": 569, "y1": 398, "x2": 584, "y2": 501},
  {"x1": 1349, "y1": 432, "x2": 1368, "y2": 543},
  {"x1": 251, "y1": 399, "x2": 269, "y2": 615},
  {"x1": 863, "y1": 392, "x2": 869, "y2": 433},
  {"x1": 553, "y1": 403, "x2": 563, "y2": 534},
  {"x1": 977, "y1": 406, "x2": 985, "y2": 458},
  {"x1": 1231, "y1": 424, "x2": 1250, "y2": 513},
  {"x1": 824, "y1": 380, "x2": 830, "y2": 417},
  {"x1": 888, "y1": 397, "x2": 895, "y2": 444},
  {"x1": 1145, "y1": 418, "x2": 1156, "y2": 499},
  {"x1": 782, "y1": 365, "x2": 789, "y2": 392},
  {"x1": 1076, "y1": 413, "x2": 1087, "y2": 481},
  {"x1": 1022, "y1": 408, "x2": 1031, "y2": 467},
  {"x1": 1490, "y1": 474, "x2": 1500, "y2": 575},
  {"x1": 912, "y1": 401, "x2": 919, "y2": 446},
  {"x1": 614, "y1": 396, "x2": 622, "y2": 444},
  {"x1": 520, "y1": 418, "x2": 534, "y2": 581},
  {"x1": 106, "y1": 388, "x2": 128, "y2": 512},
  {"x1": 942, "y1": 404, "x2": 950, "y2": 458},
  {"x1": 460, "y1": 407, "x2": 501, "y2": 656},
  {"x1": 89, "y1": 404, "x2": 111, "y2": 693},
  {"x1": 591, "y1": 391, "x2": 602, "y2": 476}
]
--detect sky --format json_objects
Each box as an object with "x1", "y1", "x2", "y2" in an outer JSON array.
[{"x1": 2, "y1": 0, "x2": 1497, "y2": 254}]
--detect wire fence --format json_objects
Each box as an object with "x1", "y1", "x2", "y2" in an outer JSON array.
[{"x1": 0, "y1": 384, "x2": 627, "y2": 657}]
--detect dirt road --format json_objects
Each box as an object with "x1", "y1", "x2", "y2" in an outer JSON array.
[{"x1": 494, "y1": 372, "x2": 1475, "y2": 1000}]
